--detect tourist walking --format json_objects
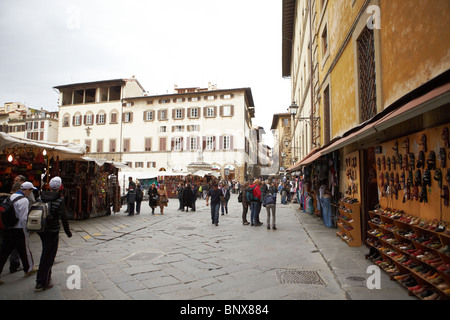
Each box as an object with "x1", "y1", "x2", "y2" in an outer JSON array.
[
  {"x1": 34, "y1": 176, "x2": 72, "y2": 292},
  {"x1": 176, "y1": 182, "x2": 184, "y2": 210},
  {"x1": 240, "y1": 182, "x2": 250, "y2": 225},
  {"x1": 157, "y1": 184, "x2": 169, "y2": 214},
  {"x1": 148, "y1": 183, "x2": 158, "y2": 215},
  {"x1": 135, "y1": 184, "x2": 143, "y2": 214},
  {"x1": 182, "y1": 183, "x2": 194, "y2": 212},
  {"x1": 263, "y1": 182, "x2": 278, "y2": 230},
  {"x1": 206, "y1": 183, "x2": 222, "y2": 226},
  {"x1": 220, "y1": 183, "x2": 230, "y2": 215},
  {"x1": 247, "y1": 179, "x2": 262, "y2": 226},
  {"x1": 0, "y1": 182, "x2": 37, "y2": 285}
]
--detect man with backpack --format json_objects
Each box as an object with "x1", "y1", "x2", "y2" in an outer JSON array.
[
  {"x1": 34, "y1": 176, "x2": 72, "y2": 292},
  {"x1": 247, "y1": 179, "x2": 262, "y2": 226},
  {"x1": 0, "y1": 181, "x2": 37, "y2": 285}
]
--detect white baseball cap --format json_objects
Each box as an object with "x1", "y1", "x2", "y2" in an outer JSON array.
[
  {"x1": 20, "y1": 182, "x2": 37, "y2": 190},
  {"x1": 49, "y1": 177, "x2": 62, "y2": 190}
]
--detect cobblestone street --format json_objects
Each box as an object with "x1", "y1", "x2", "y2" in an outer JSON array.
[{"x1": 0, "y1": 194, "x2": 411, "y2": 302}]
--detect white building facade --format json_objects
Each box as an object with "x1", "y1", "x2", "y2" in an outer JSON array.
[{"x1": 55, "y1": 78, "x2": 259, "y2": 182}]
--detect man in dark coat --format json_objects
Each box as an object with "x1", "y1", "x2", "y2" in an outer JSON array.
[{"x1": 182, "y1": 183, "x2": 194, "y2": 212}]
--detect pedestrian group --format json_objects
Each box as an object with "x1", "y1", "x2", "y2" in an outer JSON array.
[{"x1": 0, "y1": 175, "x2": 72, "y2": 292}]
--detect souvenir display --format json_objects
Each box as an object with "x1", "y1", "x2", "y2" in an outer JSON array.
[{"x1": 370, "y1": 123, "x2": 450, "y2": 300}]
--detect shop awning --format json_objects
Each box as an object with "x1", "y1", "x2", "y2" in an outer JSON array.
[
  {"x1": 81, "y1": 156, "x2": 128, "y2": 169},
  {"x1": 287, "y1": 147, "x2": 322, "y2": 172},
  {"x1": 0, "y1": 132, "x2": 86, "y2": 160}
]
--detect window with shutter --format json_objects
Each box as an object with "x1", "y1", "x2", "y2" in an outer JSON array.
[{"x1": 145, "y1": 138, "x2": 152, "y2": 151}]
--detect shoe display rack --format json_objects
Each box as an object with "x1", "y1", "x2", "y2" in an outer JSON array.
[
  {"x1": 366, "y1": 208, "x2": 450, "y2": 300},
  {"x1": 336, "y1": 198, "x2": 362, "y2": 247}
]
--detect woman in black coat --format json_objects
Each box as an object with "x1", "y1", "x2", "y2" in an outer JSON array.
[
  {"x1": 182, "y1": 183, "x2": 194, "y2": 212},
  {"x1": 148, "y1": 183, "x2": 158, "y2": 215}
]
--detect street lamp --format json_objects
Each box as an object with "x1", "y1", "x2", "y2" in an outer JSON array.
[
  {"x1": 287, "y1": 102, "x2": 298, "y2": 165},
  {"x1": 288, "y1": 102, "x2": 298, "y2": 116}
]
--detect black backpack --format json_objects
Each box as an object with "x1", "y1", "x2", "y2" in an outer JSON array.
[{"x1": 0, "y1": 195, "x2": 25, "y2": 229}]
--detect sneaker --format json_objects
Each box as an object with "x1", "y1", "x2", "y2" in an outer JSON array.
[
  {"x1": 34, "y1": 284, "x2": 45, "y2": 292},
  {"x1": 273, "y1": 226, "x2": 277, "y2": 230},
  {"x1": 24, "y1": 267, "x2": 38, "y2": 277},
  {"x1": 243, "y1": 221, "x2": 250, "y2": 225}
]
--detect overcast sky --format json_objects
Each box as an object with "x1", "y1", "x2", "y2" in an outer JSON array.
[{"x1": 0, "y1": 0, "x2": 291, "y2": 146}]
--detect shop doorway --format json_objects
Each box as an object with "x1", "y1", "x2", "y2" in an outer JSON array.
[{"x1": 361, "y1": 147, "x2": 379, "y2": 245}]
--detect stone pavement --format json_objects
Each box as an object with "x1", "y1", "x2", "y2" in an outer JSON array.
[{"x1": 0, "y1": 193, "x2": 414, "y2": 301}]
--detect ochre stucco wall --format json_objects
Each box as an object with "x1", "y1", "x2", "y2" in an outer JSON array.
[{"x1": 380, "y1": 0, "x2": 450, "y2": 108}]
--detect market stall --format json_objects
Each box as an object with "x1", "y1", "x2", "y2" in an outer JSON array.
[{"x1": 0, "y1": 132, "x2": 124, "y2": 220}]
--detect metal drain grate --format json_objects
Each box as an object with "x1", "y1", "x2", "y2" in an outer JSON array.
[{"x1": 276, "y1": 270, "x2": 326, "y2": 285}]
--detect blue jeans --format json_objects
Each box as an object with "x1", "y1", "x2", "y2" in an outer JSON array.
[
  {"x1": 210, "y1": 203, "x2": 220, "y2": 224},
  {"x1": 250, "y1": 201, "x2": 261, "y2": 225},
  {"x1": 320, "y1": 197, "x2": 333, "y2": 228}
]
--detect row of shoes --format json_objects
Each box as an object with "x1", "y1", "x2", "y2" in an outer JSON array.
[
  {"x1": 372, "y1": 208, "x2": 449, "y2": 235},
  {"x1": 337, "y1": 230, "x2": 354, "y2": 242},
  {"x1": 394, "y1": 274, "x2": 443, "y2": 300},
  {"x1": 339, "y1": 214, "x2": 353, "y2": 223},
  {"x1": 339, "y1": 207, "x2": 353, "y2": 214},
  {"x1": 340, "y1": 197, "x2": 359, "y2": 204},
  {"x1": 338, "y1": 221, "x2": 353, "y2": 231},
  {"x1": 439, "y1": 245, "x2": 450, "y2": 256}
]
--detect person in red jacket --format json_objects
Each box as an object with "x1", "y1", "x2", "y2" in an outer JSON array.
[{"x1": 248, "y1": 179, "x2": 262, "y2": 226}]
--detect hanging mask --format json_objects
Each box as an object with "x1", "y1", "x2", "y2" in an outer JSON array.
[
  {"x1": 434, "y1": 168, "x2": 442, "y2": 188},
  {"x1": 419, "y1": 134, "x2": 427, "y2": 152},
  {"x1": 438, "y1": 148, "x2": 446, "y2": 168},
  {"x1": 417, "y1": 151, "x2": 425, "y2": 168},
  {"x1": 427, "y1": 151, "x2": 436, "y2": 170},
  {"x1": 442, "y1": 127, "x2": 449, "y2": 148}
]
